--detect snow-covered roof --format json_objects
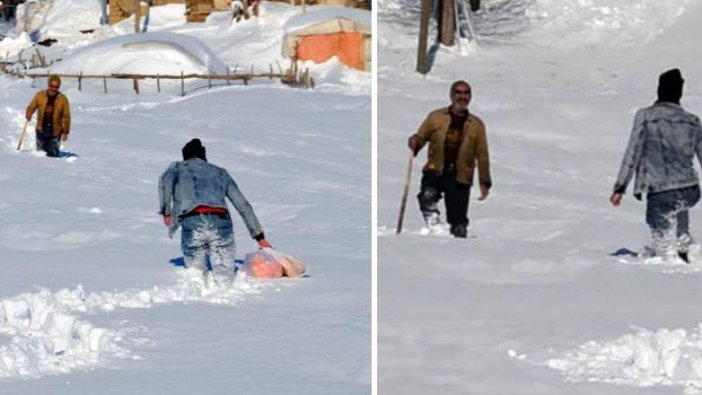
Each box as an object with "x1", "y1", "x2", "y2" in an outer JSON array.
[
  {"x1": 283, "y1": 7, "x2": 371, "y2": 34},
  {"x1": 51, "y1": 32, "x2": 228, "y2": 76}
]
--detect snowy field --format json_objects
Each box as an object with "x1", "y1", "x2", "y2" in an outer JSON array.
[
  {"x1": 0, "y1": 2, "x2": 370, "y2": 394},
  {"x1": 378, "y1": 0, "x2": 702, "y2": 394}
]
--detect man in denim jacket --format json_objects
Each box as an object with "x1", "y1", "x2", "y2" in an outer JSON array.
[
  {"x1": 610, "y1": 69, "x2": 702, "y2": 262},
  {"x1": 159, "y1": 139, "x2": 272, "y2": 284}
]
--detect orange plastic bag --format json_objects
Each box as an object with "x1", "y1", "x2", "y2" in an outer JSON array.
[{"x1": 242, "y1": 249, "x2": 308, "y2": 279}]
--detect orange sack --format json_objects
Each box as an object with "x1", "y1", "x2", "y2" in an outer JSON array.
[{"x1": 242, "y1": 249, "x2": 308, "y2": 279}]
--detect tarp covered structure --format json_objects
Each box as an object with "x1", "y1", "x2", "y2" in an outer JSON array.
[{"x1": 282, "y1": 7, "x2": 371, "y2": 71}]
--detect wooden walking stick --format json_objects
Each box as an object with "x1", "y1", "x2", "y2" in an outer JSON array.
[
  {"x1": 16, "y1": 120, "x2": 28, "y2": 151},
  {"x1": 396, "y1": 151, "x2": 415, "y2": 234}
]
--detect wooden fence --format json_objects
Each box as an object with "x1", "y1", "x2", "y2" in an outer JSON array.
[{"x1": 0, "y1": 63, "x2": 315, "y2": 95}]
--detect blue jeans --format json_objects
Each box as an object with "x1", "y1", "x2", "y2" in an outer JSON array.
[
  {"x1": 646, "y1": 185, "x2": 701, "y2": 255},
  {"x1": 180, "y1": 213, "x2": 236, "y2": 280}
]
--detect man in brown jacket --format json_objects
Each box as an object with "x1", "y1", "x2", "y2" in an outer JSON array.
[
  {"x1": 408, "y1": 80, "x2": 491, "y2": 238},
  {"x1": 26, "y1": 75, "x2": 71, "y2": 158}
]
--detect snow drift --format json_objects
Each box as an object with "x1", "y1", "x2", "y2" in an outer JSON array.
[{"x1": 50, "y1": 32, "x2": 228, "y2": 75}]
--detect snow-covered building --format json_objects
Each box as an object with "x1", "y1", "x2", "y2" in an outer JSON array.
[
  {"x1": 109, "y1": 0, "x2": 231, "y2": 25},
  {"x1": 282, "y1": 7, "x2": 371, "y2": 71}
]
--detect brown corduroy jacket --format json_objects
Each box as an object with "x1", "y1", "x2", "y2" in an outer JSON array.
[
  {"x1": 412, "y1": 107, "x2": 492, "y2": 187},
  {"x1": 26, "y1": 90, "x2": 71, "y2": 137}
]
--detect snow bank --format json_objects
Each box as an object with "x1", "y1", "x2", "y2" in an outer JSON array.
[
  {"x1": 547, "y1": 326, "x2": 702, "y2": 393},
  {"x1": 40, "y1": 0, "x2": 102, "y2": 40},
  {"x1": 0, "y1": 32, "x2": 33, "y2": 59},
  {"x1": 284, "y1": 6, "x2": 371, "y2": 33},
  {"x1": 380, "y1": 0, "x2": 693, "y2": 48},
  {"x1": 523, "y1": 0, "x2": 693, "y2": 47},
  {"x1": 0, "y1": 270, "x2": 271, "y2": 379},
  {"x1": 50, "y1": 32, "x2": 228, "y2": 75}
]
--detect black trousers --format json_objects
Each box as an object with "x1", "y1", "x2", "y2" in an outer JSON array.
[
  {"x1": 36, "y1": 129, "x2": 60, "y2": 158},
  {"x1": 417, "y1": 170, "x2": 470, "y2": 227}
]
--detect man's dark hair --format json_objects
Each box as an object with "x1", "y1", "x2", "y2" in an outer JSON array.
[{"x1": 450, "y1": 80, "x2": 470, "y2": 92}]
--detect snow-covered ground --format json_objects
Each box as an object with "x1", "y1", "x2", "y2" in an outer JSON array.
[
  {"x1": 378, "y1": 0, "x2": 702, "y2": 394},
  {"x1": 0, "y1": 2, "x2": 370, "y2": 394}
]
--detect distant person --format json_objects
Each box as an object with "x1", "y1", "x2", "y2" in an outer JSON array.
[
  {"x1": 25, "y1": 75, "x2": 71, "y2": 158},
  {"x1": 408, "y1": 80, "x2": 492, "y2": 238},
  {"x1": 231, "y1": 0, "x2": 245, "y2": 22},
  {"x1": 159, "y1": 138, "x2": 272, "y2": 285},
  {"x1": 2, "y1": 0, "x2": 15, "y2": 21},
  {"x1": 249, "y1": 0, "x2": 260, "y2": 18},
  {"x1": 469, "y1": 0, "x2": 480, "y2": 12},
  {"x1": 610, "y1": 68, "x2": 702, "y2": 263}
]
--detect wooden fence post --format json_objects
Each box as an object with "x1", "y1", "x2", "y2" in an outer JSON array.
[
  {"x1": 439, "y1": 0, "x2": 456, "y2": 46},
  {"x1": 181, "y1": 71, "x2": 185, "y2": 96},
  {"x1": 103, "y1": 76, "x2": 107, "y2": 94},
  {"x1": 417, "y1": 0, "x2": 431, "y2": 74},
  {"x1": 157, "y1": 74, "x2": 161, "y2": 93},
  {"x1": 133, "y1": 78, "x2": 139, "y2": 94},
  {"x1": 78, "y1": 71, "x2": 83, "y2": 91}
]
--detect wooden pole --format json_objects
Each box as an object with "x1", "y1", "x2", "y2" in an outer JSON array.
[
  {"x1": 181, "y1": 71, "x2": 185, "y2": 96},
  {"x1": 439, "y1": 0, "x2": 456, "y2": 46},
  {"x1": 103, "y1": 76, "x2": 107, "y2": 94},
  {"x1": 133, "y1": 78, "x2": 139, "y2": 94},
  {"x1": 157, "y1": 74, "x2": 161, "y2": 92},
  {"x1": 16, "y1": 120, "x2": 28, "y2": 151},
  {"x1": 78, "y1": 71, "x2": 83, "y2": 91},
  {"x1": 134, "y1": 0, "x2": 141, "y2": 33},
  {"x1": 396, "y1": 151, "x2": 415, "y2": 234},
  {"x1": 416, "y1": 0, "x2": 431, "y2": 74}
]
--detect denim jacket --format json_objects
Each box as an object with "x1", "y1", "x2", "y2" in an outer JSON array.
[
  {"x1": 614, "y1": 102, "x2": 702, "y2": 196},
  {"x1": 159, "y1": 158, "x2": 263, "y2": 238}
]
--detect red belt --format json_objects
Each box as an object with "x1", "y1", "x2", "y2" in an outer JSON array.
[
  {"x1": 181, "y1": 206, "x2": 229, "y2": 218},
  {"x1": 192, "y1": 206, "x2": 228, "y2": 214}
]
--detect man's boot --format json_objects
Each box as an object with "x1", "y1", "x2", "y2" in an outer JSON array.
[
  {"x1": 423, "y1": 212, "x2": 441, "y2": 228},
  {"x1": 450, "y1": 224, "x2": 467, "y2": 238},
  {"x1": 678, "y1": 251, "x2": 690, "y2": 263}
]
